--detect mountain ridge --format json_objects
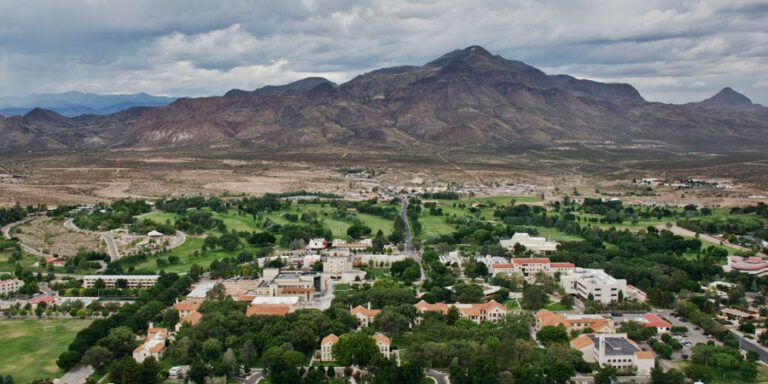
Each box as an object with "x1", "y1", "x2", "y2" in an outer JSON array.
[{"x1": 1, "y1": 46, "x2": 766, "y2": 153}]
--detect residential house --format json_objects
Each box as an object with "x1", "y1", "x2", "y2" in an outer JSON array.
[
  {"x1": 308, "y1": 238, "x2": 328, "y2": 250},
  {"x1": 637, "y1": 314, "x2": 672, "y2": 333}
]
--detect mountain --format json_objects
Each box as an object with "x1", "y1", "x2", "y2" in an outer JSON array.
[
  {"x1": 225, "y1": 77, "x2": 336, "y2": 97},
  {"x1": 1, "y1": 46, "x2": 767, "y2": 153},
  {"x1": 0, "y1": 91, "x2": 177, "y2": 117},
  {"x1": 689, "y1": 87, "x2": 759, "y2": 109}
]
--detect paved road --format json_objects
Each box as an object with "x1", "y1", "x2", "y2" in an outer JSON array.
[
  {"x1": 660, "y1": 224, "x2": 766, "y2": 257},
  {"x1": 55, "y1": 364, "x2": 94, "y2": 384},
  {"x1": 426, "y1": 369, "x2": 450, "y2": 384},
  {"x1": 64, "y1": 219, "x2": 120, "y2": 261},
  {"x1": 738, "y1": 335, "x2": 768, "y2": 363},
  {"x1": 399, "y1": 196, "x2": 425, "y2": 282},
  {"x1": 243, "y1": 369, "x2": 264, "y2": 384},
  {"x1": 1, "y1": 216, "x2": 36, "y2": 239}
]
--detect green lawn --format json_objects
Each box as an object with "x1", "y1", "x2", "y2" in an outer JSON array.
[
  {"x1": 357, "y1": 213, "x2": 394, "y2": 236},
  {"x1": 545, "y1": 300, "x2": 572, "y2": 311},
  {"x1": 532, "y1": 226, "x2": 583, "y2": 242},
  {"x1": 139, "y1": 211, "x2": 180, "y2": 225},
  {"x1": 133, "y1": 237, "x2": 262, "y2": 273},
  {"x1": 418, "y1": 214, "x2": 456, "y2": 239},
  {"x1": 0, "y1": 319, "x2": 92, "y2": 383},
  {"x1": 674, "y1": 362, "x2": 768, "y2": 384},
  {"x1": 504, "y1": 300, "x2": 521, "y2": 310},
  {"x1": 0, "y1": 250, "x2": 40, "y2": 274}
]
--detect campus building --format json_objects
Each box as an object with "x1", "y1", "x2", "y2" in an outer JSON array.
[
  {"x1": 570, "y1": 333, "x2": 655, "y2": 375},
  {"x1": 413, "y1": 300, "x2": 507, "y2": 324},
  {"x1": 490, "y1": 258, "x2": 575, "y2": 278},
  {"x1": 535, "y1": 309, "x2": 615, "y2": 333},
  {"x1": 320, "y1": 333, "x2": 391, "y2": 361},
  {"x1": 499, "y1": 232, "x2": 559, "y2": 254},
  {"x1": 725, "y1": 256, "x2": 768, "y2": 277},
  {"x1": 133, "y1": 323, "x2": 169, "y2": 363},
  {"x1": 83, "y1": 275, "x2": 159, "y2": 289},
  {"x1": 560, "y1": 268, "x2": 638, "y2": 304},
  {"x1": 350, "y1": 304, "x2": 381, "y2": 328},
  {"x1": 0, "y1": 278, "x2": 22, "y2": 295}
]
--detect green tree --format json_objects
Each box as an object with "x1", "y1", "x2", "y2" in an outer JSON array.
[
  {"x1": 223, "y1": 348, "x2": 238, "y2": 378},
  {"x1": 375, "y1": 310, "x2": 410, "y2": 336},
  {"x1": 332, "y1": 332, "x2": 380, "y2": 367},
  {"x1": 594, "y1": 365, "x2": 618, "y2": 384},
  {"x1": 536, "y1": 325, "x2": 569, "y2": 346},
  {"x1": 522, "y1": 284, "x2": 547, "y2": 310},
  {"x1": 81, "y1": 345, "x2": 113, "y2": 369}
]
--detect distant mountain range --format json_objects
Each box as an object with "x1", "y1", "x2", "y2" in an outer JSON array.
[
  {"x1": 0, "y1": 91, "x2": 177, "y2": 117},
  {"x1": 0, "y1": 46, "x2": 766, "y2": 153}
]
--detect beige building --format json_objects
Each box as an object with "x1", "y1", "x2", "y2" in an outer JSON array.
[
  {"x1": 414, "y1": 300, "x2": 507, "y2": 324},
  {"x1": 535, "y1": 309, "x2": 615, "y2": 333},
  {"x1": 571, "y1": 333, "x2": 655, "y2": 376},
  {"x1": 133, "y1": 323, "x2": 169, "y2": 363},
  {"x1": 490, "y1": 258, "x2": 574, "y2": 278},
  {"x1": 560, "y1": 268, "x2": 632, "y2": 304},
  {"x1": 83, "y1": 275, "x2": 159, "y2": 289},
  {"x1": 350, "y1": 304, "x2": 381, "y2": 328},
  {"x1": 320, "y1": 333, "x2": 391, "y2": 361},
  {"x1": 0, "y1": 278, "x2": 22, "y2": 295}
]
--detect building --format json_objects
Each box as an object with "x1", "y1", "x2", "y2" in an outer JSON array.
[
  {"x1": 324, "y1": 255, "x2": 354, "y2": 276},
  {"x1": 320, "y1": 333, "x2": 391, "y2": 361},
  {"x1": 413, "y1": 300, "x2": 507, "y2": 324},
  {"x1": 725, "y1": 256, "x2": 768, "y2": 277},
  {"x1": 246, "y1": 296, "x2": 300, "y2": 317},
  {"x1": 186, "y1": 281, "x2": 217, "y2": 303},
  {"x1": 320, "y1": 334, "x2": 339, "y2": 361},
  {"x1": 147, "y1": 230, "x2": 164, "y2": 238},
  {"x1": 570, "y1": 333, "x2": 655, "y2": 375},
  {"x1": 172, "y1": 300, "x2": 201, "y2": 319},
  {"x1": 332, "y1": 238, "x2": 373, "y2": 250},
  {"x1": 358, "y1": 253, "x2": 409, "y2": 268},
  {"x1": 637, "y1": 314, "x2": 672, "y2": 333},
  {"x1": 83, "y1": 275, "x2": 159, "y2": 289},
  {"x1": 308, "y1": 238, "x2": 328, "y2": 250},
  {"x1": 490, "y1": 258, "x2": 575, "y2": 278},
  {"x1": 175, "y1": 310, "x2": 203, "y2": 332},
  {"x1": 499, "y1": 233, "x2": 559, "y2": 254},
  {"x1": 0, "y1": 278, "x2": 22, "y2": 295},
  {"x1": 350, "y1": 304, "x2": 381, "y2": 328},
  {"x1": 560, "y1": 268, "x2": 631, "y2": 304},
  {"x1": 257, "y1": 269, "x2": 318, "y2": 301},
  {"x1": 535, "y1": 309, "x2": 615, "y2": 334},
  {"x1": 133, "y1": 323, "x2": 169, "y2": 363},
  {"x1": 372, "y1": 333, "x2": 391, "y2": 358}
]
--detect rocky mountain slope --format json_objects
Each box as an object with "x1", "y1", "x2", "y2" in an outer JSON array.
[{"x1": 1, "y1": 46, "x2": 766, "y2": 153}]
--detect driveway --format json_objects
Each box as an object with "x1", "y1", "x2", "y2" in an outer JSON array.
[
  {"x1": 243, "y1": 369, "x2": 264, "y2": 384},
  {"x1": 55, "y1": 364, "x2": 94, "y2": 384},
  {"x1": 425, "y1": 369, "x2": 450, "y2": 384},
  {"x1": 64, "y1": 219, "x2": 120, "y2": 261}
]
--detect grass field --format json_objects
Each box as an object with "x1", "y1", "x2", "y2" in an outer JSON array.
[
  {"x1": 674, "y1": 362, "x2": 768, "y2": 384},
  {"x1": 532, "y1": 226, "x2": 583, "y2": 242},
  {"x1": 545, "y1": 300, "x2": 572, "y2": 311},
  {"x1": 0, "y1": 319, "x2": 92, "y2": 383}
]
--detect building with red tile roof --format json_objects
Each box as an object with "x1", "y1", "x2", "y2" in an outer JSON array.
[
  {"x1": 133, "y1": 323, "x2": 169, "y2": 363},
  {"x1": 414, "y1": 300, "x2": 507, "y2": 324}
]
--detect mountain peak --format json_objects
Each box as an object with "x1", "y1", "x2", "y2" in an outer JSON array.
[
  {"x1": 696, "y1": 87, "x2": 753, "y2": 108},
  {"x1": 428, "y1": 45, "x2": 503, "y2": 67}
]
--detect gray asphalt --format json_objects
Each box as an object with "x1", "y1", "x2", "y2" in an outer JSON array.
[{"x1": 426, "y1": 369, "x2": 450, "y2": 384}]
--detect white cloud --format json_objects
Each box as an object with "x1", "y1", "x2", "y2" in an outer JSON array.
[{"x1": 0, "y1": 0, "x2": 766, "y2": 103}]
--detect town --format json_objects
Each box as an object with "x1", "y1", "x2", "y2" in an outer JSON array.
[{"x1": 1, "y1": 188, "x2": 767, "y2": 384}]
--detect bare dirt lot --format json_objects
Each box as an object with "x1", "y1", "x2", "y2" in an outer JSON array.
[
  {"x1": 14, "y1": 217, "x2": 104, "y2": 257},
  {"x1": 0, "y1": 146, "x2": 766, "y2": 208}
]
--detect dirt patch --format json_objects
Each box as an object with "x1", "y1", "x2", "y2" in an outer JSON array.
[{"x1": 14, "y1": 217, "x2": 104, "y2": 257}]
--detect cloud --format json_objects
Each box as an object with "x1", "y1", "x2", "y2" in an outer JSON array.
[{"x1": 0, "y1": 0, "x2": 766, "y2": 103}]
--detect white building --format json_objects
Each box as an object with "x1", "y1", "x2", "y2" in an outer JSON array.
[
  {"x1": 0, "y1": 278, "x2": 22, "y2": 295},
  {"x1": 499, "y1": 233, "x2": 559, "y2": 254},
  {"x1": 83, "y1": 275, "x2": 159, "y2": 289},
  {"x1": 133, "y1": 323, "x2": 169, "y2": 363},
  {"x1": 308, "y1": 238, "x2": 328, "y2": 250},
  {"x1": 560, "y1": 268, "x2": 630, "y2": 304},
  {"x1": 358, "y1": 253, "x2": 408, "y2": 267},
  {"x1": 571, "y1": 333, "x2": 655, "y2": 375}
]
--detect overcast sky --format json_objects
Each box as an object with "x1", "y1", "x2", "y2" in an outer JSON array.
[{"x1": 1, "y1": 0, "x2": 767, "y2": 104}]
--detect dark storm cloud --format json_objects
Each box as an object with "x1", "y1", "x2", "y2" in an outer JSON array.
[{"x1": 0, "y1": 0, "x2": 766, "y2": 104}]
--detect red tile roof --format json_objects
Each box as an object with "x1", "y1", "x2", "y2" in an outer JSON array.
[
  {"x1": 246, "y1": 304, "x2": 292, "y2": 317},
  {"x1": 642, "y1": 314, "x2": 672, "y2": 329}
]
